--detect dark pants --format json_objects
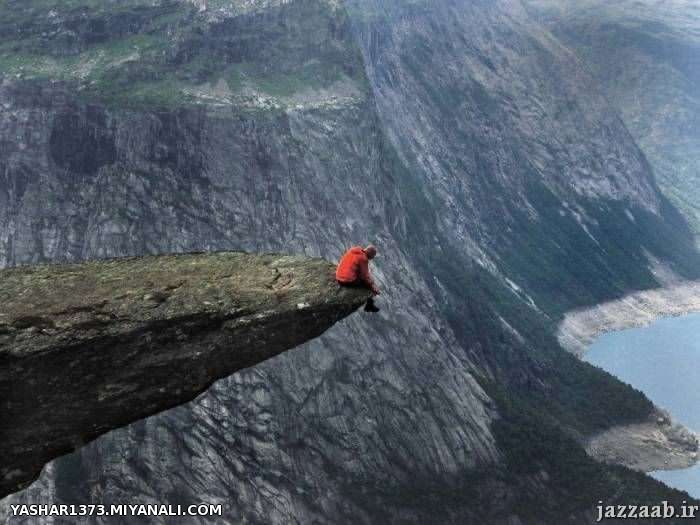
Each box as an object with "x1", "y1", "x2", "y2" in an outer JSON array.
[{"x1": 337, "y1": 280, "x2": 379, "y2": 312}]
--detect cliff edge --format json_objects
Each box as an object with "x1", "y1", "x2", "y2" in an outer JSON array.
[{"x1": 0, "y1": 252, "x2": 371, "y2": 497}]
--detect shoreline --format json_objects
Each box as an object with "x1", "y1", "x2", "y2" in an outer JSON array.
[
  {"x1": 558, "y1": 280, "x2": 700, "y2": 473},
  {"x1": 558, "y1": 280, "x2": 700, "y2": 356},
  {"x1": 585, "y1": 410, "x2": 699, "y2": 473}
]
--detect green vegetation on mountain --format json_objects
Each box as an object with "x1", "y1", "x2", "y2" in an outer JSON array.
[{"x1": 0, "y1": 0, "x2": 367, "y2": 109}]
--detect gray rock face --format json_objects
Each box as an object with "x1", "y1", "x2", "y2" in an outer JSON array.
[
  {"x1": 1, "y1": 0, "x2": 699, "y2": 523},
  {"x1": 0, "y1": 252, "x2": 371, "y2": 498},
  {"x1": 525, "y1": 0, "x2": 700, "y2": 236},
  {"x1": 0, "y1": 6, "x2": 503, "y2": 519}
]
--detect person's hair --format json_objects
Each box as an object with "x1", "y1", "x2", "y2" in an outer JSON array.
[{"x1": 364, "y1": 244, "x2": 377, "y2": 259}]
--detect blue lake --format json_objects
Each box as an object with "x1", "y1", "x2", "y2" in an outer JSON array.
[{"x1": 584, "y1": 313, "x2": 700, "y2": 498}]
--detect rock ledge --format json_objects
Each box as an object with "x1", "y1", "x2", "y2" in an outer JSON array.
[{"x1": 0, "y1": 252, "x2": 371, "y2": 497}]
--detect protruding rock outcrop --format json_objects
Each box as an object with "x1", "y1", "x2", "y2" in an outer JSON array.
[{"x1": 0, "y1": 252, "x2": 371, "y2": 497}]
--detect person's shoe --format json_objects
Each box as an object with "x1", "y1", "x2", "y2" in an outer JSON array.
[{"x1": 364, "y1": 299, "x2": 380, "y2": 313}]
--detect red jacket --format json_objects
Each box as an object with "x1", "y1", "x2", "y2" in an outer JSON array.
[{"x1": 336, "y1": 246, "x2": 379, "y2": 294}]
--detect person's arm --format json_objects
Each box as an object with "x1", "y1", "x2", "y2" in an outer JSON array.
[{"x1": 359, "y1": 258, "x2": 380, "y2": 295}]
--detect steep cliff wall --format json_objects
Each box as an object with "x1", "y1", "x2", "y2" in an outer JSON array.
[
  {"x1": 1, "y1": 0, "x2": 698, "y2": 523},
  {"x1": 526, "y1": 0, "x2": 700, "y2": 237}
]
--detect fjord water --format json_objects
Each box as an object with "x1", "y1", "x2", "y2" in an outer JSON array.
[{"x1": 584, "y1": 313, "x2": 700, "y2": 498}]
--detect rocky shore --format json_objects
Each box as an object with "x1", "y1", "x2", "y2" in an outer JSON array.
[
  {"x1": 558, "y1": 281, "x2": 700, "y2": 356},
  {"x1": 586, "y1": 410, "x2": 699, "y2": 472}
]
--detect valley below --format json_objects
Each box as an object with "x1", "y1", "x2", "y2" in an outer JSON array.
[
  {"x1": 582, "y1": 312, "x2": 700, "y2": 498},
  {"x1": 560, "y1": 281, "x2": 700, "y2": 475}
]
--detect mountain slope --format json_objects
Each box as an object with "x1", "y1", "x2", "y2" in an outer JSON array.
[
  {"x1": 525, "y1": 0, "x2": 700, "y2": 238},
  {"x1": 1, "y1": 0, "x2": 699, "y2": 523}
]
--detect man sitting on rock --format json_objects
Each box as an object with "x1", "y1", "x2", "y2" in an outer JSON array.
[{"x1": 336, "y1": 244, "x2": 381, "y2": 313}]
